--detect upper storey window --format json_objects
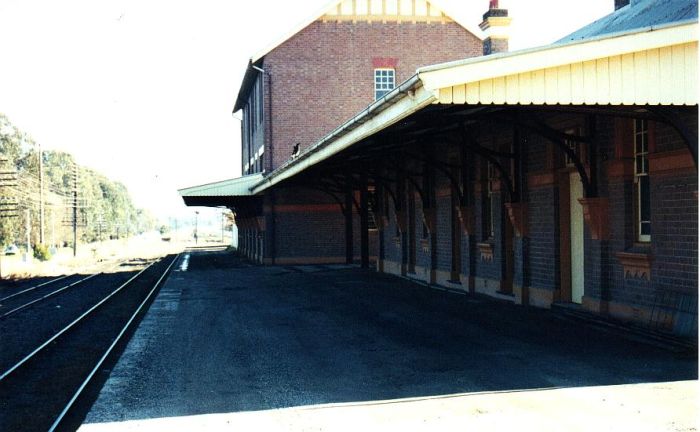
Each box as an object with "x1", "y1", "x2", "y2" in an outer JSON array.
[
  {"x1": 242, "y1": 78, "x2": 265, "y2": 175},
  {"x1": 374, "y1": 68, "x2": 395, "y2": 100}
]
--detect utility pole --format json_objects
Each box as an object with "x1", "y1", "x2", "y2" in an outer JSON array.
[
  {"x1": 51, "y1": 210, "x2": 55, "y2": 248},
  {"x1": 221, "y1": 210, "x2": 225, "y2": 244},
  {"x1": 0, "y1": 158, "x2": 19, "y2": 279},
  {"x1": 39, "y1": 142, "x2": 45, "y2": 245},
  {"x1": 72, "y1": 163, "x2": 78, "y2": 257},
  {"x1": 195, "y1": 211, "x2": 199, "y2": 245},
  {"x1": 25, "y1": 209, "x2": 31, "y2": 261}
]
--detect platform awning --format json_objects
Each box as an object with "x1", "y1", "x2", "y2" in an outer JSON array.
[
  {"x1": 419, "y1": 21, "x2": 698, "y2": 106},
  {"x1": 249, "y1": 20, "x2": 697, "y2": 195},
  {"x1": 178, "y1": 173, "x2": 264, "y2": 208}
]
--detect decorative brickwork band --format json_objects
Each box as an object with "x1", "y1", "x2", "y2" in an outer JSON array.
[
  {"x1": 605, "y1": 159, "x2": 634, "y2": 181},
  {"x1": 578, "y1": 197, "x2": 610, "y2": 240},
  {"x1": 372, "y1": 57, "x2": 398, "y2": 69},
  {"x1": 422, "y1": 207, "x2": 436, "y2": 234},
  {"x1": 527, "y1": 172, "x2": 556, "y2": 189},
  {"x1": 648, "y1": 149, "x2": 696, "y2": 176},
  {"x1": 477, "y1": 242, "x2": 494, "y2": 262},
  {"x1": 615, "y1": 252, "x2": 653, "y2": 280},
  {"x1": 504, "y1": 202, "x2": 528, "y2": 237},
  {"x1": 456, "y1": 206, "x2": 473, "y2": 235}
]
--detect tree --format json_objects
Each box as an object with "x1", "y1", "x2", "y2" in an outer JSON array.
[{"x1": 0, "y1": 114, "x2": 156, "y2": 248}]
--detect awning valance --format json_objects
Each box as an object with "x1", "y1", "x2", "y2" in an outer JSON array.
[{"x1": 420, "y1": 21, "x2": 698, "y2": 106}]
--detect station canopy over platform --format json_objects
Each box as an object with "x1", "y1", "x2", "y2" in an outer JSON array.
[
  {"x1": 179, "y1": 1, "x2": 697, "y2": 209},
  {"x1": 178, "y1": 173, "x2": 263, "y2": 208},
  {"x1": 249, "y1": 19, "x2": 698, "y2": 194}
]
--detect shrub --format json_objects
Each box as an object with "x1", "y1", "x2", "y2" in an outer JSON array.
[{"x1": 33, "y1": 244, "x2": 52, "y2": 261}]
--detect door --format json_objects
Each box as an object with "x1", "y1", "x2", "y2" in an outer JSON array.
[{"x1": 569, "y1": 173, "x2": 585, "y2": 304}]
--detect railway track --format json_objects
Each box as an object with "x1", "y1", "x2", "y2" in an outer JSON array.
[
  {"x1": 0, "y1": 274, "x2": 73, "y2": 302},
  {"x1": 0, "y1": 273, "x2": 100, "y2": 319},
  {"x1": 0, "y1": 253, "x2": 180, "y2": 431}
]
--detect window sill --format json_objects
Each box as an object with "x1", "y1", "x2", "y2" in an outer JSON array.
[
  {"x1": 615, "y1": 250, "x2": 653, "y2": 280},
  {"x1": 476, "y1": 242, "x2": 494, "y2": 262},
  {"x1": 420, "y1": 238, "x2": 430, "y2": 253}
]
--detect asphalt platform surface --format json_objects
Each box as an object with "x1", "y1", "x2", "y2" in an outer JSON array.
[{"x1": 80, "y1": 248, "x2": 697, "y2": 430}]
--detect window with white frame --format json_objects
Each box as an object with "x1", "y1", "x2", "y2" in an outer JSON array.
[
  {"x1": 374, "y1": 68, "x2": 395, "y2": 100},
  {"x1": 634, "y1": 119, "x2": 651, "y2": 242}
]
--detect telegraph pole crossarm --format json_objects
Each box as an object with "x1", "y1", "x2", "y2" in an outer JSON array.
[{"x1": 0, "y1": 159, "x2": 20, "y2": 280}]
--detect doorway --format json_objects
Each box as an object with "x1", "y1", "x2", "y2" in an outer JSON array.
[{"x1": 569, "y1": 172, "x2": 585, "y2": 304}]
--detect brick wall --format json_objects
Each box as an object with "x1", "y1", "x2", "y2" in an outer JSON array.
[
  {"x1": 435, "y1": 188, "x2": 452, "y2": 272},
  {"x1": 525, "y1": 183, "x2": 560, "y2": 291},
  {"x1": 263, "y1": 20, "x2": 482, "y2": 169},
  {"x1": 483, "y1": 37, "x2": 508, "y2": 55},
  {"x1": 365, "y1": 107, "x2": 696, "y2": 336},
  {"x1": 652, "y1": 172, "x2": 698, "y2": 294},
  {"x1": 261, "y1": 187, "x2": 361, "y2": 263},
  {"x1": 655, "y1": 113, "x2": 698, "y2": 153}
]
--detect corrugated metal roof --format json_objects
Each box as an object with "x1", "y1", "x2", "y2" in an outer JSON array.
[
  {"x1": 251, "y1": 20, "x2": 698, "y2": 194},
  {"x1": 178, "y1": 173, "x2": 264, "y2": 198},
  {"x1": 560, "y1": 0, "x2": 698, "y2": 42},
  {"x1": 424, "y1": 23, "x2": 698, "y2": 106}
]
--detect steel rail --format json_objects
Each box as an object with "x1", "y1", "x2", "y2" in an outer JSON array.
[
  {"x1": 0, "y1": 273, "x2": 101, "y2": 319},
  {"x1": 0, "y1": 275, "x2": 71, "y2": 303},
  {"x1": 49, "y1": 253, "x2": 180, "y2": 432},
  {"x1": 0, "y1": 261, "x2": 157, "y2": 381}
]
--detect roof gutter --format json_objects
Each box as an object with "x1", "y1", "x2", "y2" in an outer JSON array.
[
  {"x1": 233, "y1": 59, "x2": 264, "y2": 113},
  {"x1": 251, "y1": 73, "x2": 427, "y2": 193},
  {"x1": 418, "y1": 20, "x2": 698, "y2": 92},
  {"x1": 418, "y1": 18, "x2": 698, "y2": 76}
]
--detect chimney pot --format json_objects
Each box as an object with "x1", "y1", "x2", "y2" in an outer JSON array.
[
  {"x1": 480, "y1": 0, "x2": 511, "y2": 55},
  {"x1": 615, "y1": 0, "x2": 630, "y2": 10}
]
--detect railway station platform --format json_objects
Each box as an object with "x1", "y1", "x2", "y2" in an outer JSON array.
[{"x1": 79, "y1": 248, "x2": 697, "y2": 431}]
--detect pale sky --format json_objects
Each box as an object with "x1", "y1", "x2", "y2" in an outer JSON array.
[{"x1": 0, "y1": 0, "x2": 612, "y2": 220}]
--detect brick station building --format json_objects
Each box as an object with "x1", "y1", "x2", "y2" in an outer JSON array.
[{"x1": 180, "y1": 0, "x2": 698, "y2": 337}]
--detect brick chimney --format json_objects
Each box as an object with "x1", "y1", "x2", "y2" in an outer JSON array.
[
  {"x1": 480, "y1": 0, "x2": 512, "y2": 55},
  {"x1": 615, "y1": 0, "x2": 630, "y2": 10}
]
